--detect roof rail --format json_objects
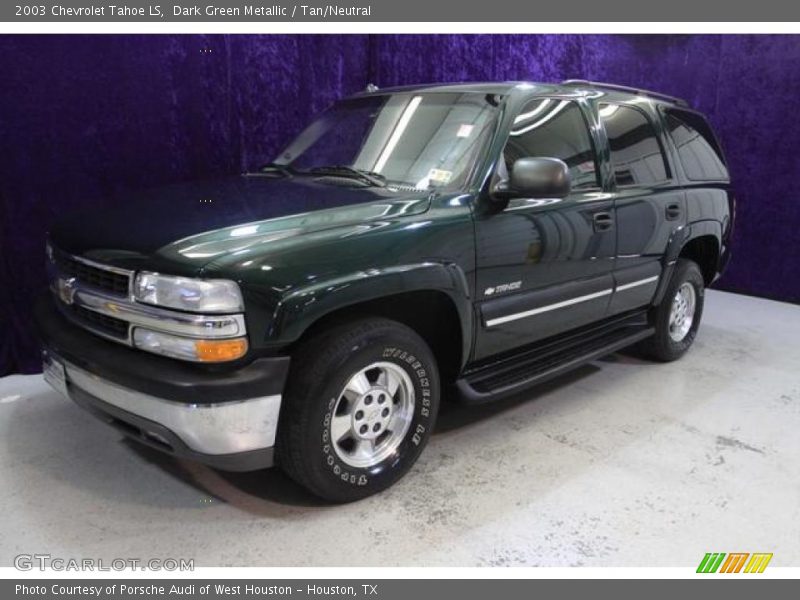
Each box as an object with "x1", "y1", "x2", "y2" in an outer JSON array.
[{"x1": 561, "y1": 79, "x2": 688, "y2": 107}]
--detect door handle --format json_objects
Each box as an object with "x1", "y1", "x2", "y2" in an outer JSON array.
[
  {"x1": 666, "y1": 203, "x2": 682, "y2": 220},
  {"x1": 593, "y1": 211, "x2": 614, "y2": 232}
]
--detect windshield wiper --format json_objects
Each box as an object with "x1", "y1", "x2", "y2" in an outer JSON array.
[{"x1": 309, "y1": 165, "x2": 387, "y2": 187}]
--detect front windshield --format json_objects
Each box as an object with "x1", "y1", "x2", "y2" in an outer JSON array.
[{"x1": 274, "y1": 92, "x2": 500, "y2": 190}]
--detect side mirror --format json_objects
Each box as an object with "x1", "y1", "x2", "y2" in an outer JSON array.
[{"x1": 493, "y1": 157, "x2": 571, "y2": 200}]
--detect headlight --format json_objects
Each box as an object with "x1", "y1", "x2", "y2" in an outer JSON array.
[
  {"x1": 134, "y1": 272, "x2": 244, "y2": 313},
  {"x1": 133, "y1": 328, "x2": 248, "y2": 362}
]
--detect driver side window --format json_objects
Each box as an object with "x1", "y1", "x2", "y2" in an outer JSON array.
[{"x1": 504, "y1": 99, "x2": 599, "y2": 190}]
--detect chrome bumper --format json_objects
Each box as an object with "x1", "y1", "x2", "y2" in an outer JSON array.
[{"x1": 44, "y1": 351, "x2": 281, "y2": 460}]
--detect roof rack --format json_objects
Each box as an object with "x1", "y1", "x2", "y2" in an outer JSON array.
[{"x1": 561, "y1": 79, "x2": 688, "y2": 107}]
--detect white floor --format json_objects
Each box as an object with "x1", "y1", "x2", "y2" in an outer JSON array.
[{"x1": 0, "y1": 290, "x2": 798, "y2": 567}]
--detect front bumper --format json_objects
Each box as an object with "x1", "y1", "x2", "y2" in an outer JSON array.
[{"x1": 35, "y1": 295, "x2": 290, "y2": 471}]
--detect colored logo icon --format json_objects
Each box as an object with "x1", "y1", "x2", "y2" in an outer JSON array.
[{"x1": 697, "y1": 553, "x2": 773, "y2": 573}]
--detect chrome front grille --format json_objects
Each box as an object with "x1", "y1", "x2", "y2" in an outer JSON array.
[
  {"x1": 46, "y1": 244, "x2": 247, "y2": 348},
  {"x1": 48, "y1": 245, "x2": 135, "y2": 341},
  {"x1": 51, "y1": 248, "x2": 132, "y2": 297},
  {"x1": 68, "y1": 303, "x2": 130, "y2": 340}
]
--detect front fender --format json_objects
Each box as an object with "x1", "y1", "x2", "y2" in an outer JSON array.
[{"x1": 271, "y1": 261, "x2": 473, "y2": 363}]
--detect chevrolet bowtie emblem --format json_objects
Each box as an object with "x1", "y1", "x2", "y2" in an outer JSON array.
[{"x1": 57, "y1": 277, "x2": 78, "y2": 305}]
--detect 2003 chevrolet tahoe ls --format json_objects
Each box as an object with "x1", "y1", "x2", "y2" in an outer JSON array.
[{"x1": 36, "y1": 80, "x2": 734, "y2": 501}]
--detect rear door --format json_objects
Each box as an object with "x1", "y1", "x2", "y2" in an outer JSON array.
[{"x1": 596, "y1": 101, "x2": 686, "y2": 314}]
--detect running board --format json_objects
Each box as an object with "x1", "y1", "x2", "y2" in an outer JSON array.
[{"x1": 456, "y1": 311, "x2": 654, "y2": 404}]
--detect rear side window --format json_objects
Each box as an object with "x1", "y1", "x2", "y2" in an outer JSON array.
[
  {"x1": 599, "y1": 103, "x2": 669, "y2": 186},
  {"x1": 505, "y1": 99, "x2": 599, "y2": 190},
  {"x1": 664, "y1": 108, "x2": 728, "y2": 181}
]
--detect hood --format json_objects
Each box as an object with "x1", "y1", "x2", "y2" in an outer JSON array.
[{"x1": 49, "y1": 175, "x2": 432, "y2": 273}]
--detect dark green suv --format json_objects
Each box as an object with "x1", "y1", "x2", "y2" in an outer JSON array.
[{"x1": 37, "y1": 80, "x2": 734, "y2": 502}]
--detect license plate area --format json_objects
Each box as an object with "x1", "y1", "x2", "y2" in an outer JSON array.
[{"x1": 43, "y1": 351, "x2": 69, "y2": 398}]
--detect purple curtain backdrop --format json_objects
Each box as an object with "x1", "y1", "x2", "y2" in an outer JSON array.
[
  {"x1": 0, "y1": 34, "x2": 373, "y2": 374},
  {"x1": 1, "y1": 34, "x2": 798, "y2": 375}
]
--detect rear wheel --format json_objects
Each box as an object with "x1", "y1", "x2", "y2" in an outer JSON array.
[
  {"x1": 277, "y1": 317, "x2": 440, "y2": 502},
  {"x1": 639, "y1": 258, "x2": 705, "y2": 362}
]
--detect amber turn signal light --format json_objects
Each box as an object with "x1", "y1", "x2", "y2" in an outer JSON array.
[{"x1": 195, "y1": 338, "x2": 248, "y2": 362}]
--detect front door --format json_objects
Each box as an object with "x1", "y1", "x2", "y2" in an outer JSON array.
[{"x1": 473, "y1": 97, "x2": 616, "y2": 361}]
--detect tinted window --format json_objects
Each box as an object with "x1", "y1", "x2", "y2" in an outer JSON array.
[
  {"x1": 600, "y1": 104, "x2": 669, "y2": 186},
  {"x1": 665, "y1": 109, "x2": 728, "y2": 181},
  {"x1": 279, "y1": 92, "x2": 499, "y2": 190},
  {"x1": 504, "y1": 99, "x2": 599, "y2": 189}
]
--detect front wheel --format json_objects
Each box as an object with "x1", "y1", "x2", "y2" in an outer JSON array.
[
  {"x1": 277, "y1": 317, "x2": 440, "y2": 502},
  {"x1": 638, "y1": 258, "x2": 705, "y2": 362}
]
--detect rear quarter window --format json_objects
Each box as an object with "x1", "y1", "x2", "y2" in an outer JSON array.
[{"x1": 664, "y1": 108, "x2": 729, "y2": 181}]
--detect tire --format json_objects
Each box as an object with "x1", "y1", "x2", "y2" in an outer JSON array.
[
  {"x1": 638, "y1": 258, "x2": 705, "y2": 362},
  {"x1": 277, "y1": 317, "x2": 440, "y2": 503}
]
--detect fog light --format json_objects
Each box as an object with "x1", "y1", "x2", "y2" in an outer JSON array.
[{"x1": 133, "y1": 328, "x2": 248, "y2": 362}]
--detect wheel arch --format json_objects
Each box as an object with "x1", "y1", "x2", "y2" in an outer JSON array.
[
  {"x1": 273, "y1": 263, "x2": 473, "y2": 381},
  {"x1": 654, "y1": 220, "x2": 722, "y2": 305},
  {"x1": 678, "y1": 234, "x2": 720, "y2": 285}
]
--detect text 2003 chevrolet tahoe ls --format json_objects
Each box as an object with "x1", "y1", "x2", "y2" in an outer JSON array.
[{"x1": 37, "y1": 80, "x2": 734, "y2": 502}]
